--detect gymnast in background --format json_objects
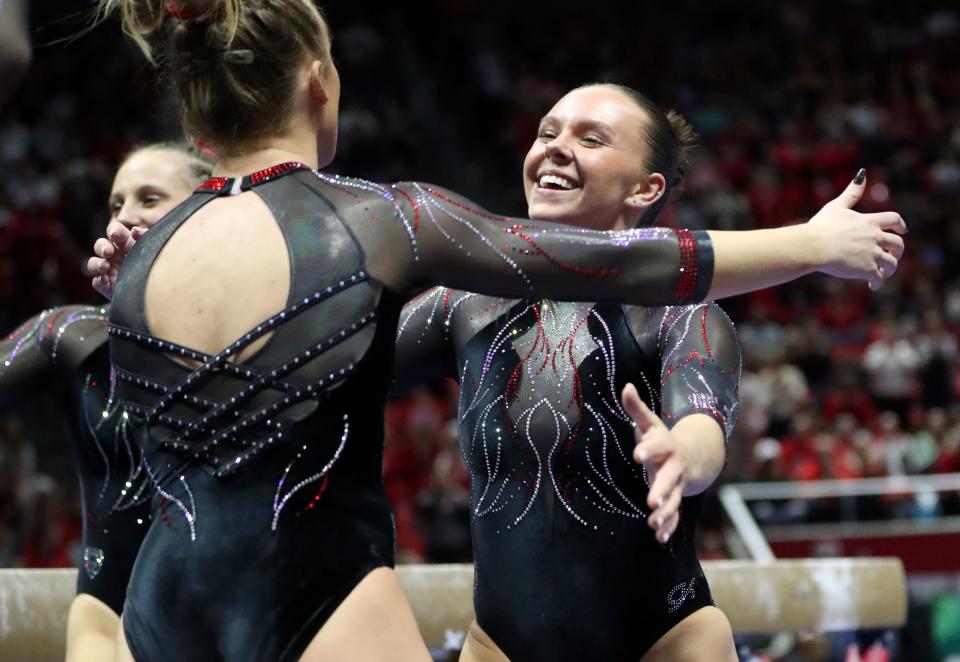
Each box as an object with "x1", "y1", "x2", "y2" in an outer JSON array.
[{"x1": 0, "y1": 142, "x2": 211, "y2": 662}]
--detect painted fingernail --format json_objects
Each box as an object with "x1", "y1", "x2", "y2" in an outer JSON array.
[
  {"x1": 662, "y1": 532, "x2": 671, "y2": 543},
  {"x1": 637, "y1": 450, "x2": 648, "y2": 461},
  {"x1": 657, "y1": 497, "x2": 664, "y2": 508},
  {"x1": 853, "y1": 168, "x2": 866, "y2": 185}
]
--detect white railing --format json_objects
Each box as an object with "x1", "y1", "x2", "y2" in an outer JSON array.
[
  {"x1": 719, "y1": 472, "x2": 960, "y2": 560},
  {"x1": 719, "y1": 482, "x2": 776, "y2": 560}
]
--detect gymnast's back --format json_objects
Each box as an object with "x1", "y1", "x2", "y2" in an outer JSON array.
[{"x1": 108, "y1": 162, "x2": 712, "y2": 661}]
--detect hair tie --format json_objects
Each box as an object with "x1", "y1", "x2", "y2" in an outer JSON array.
[
  {"x1": 223, "y1": 49, "x2": 255, "y2": 65},
  {"x1": 193, "y1": 137, "x2": 218, "y2": 158},
  {"x1": 165, "y1": 3, "x2": 222, "y2": 22}
]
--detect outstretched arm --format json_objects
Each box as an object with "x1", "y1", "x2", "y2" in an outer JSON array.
[
  {"x1": 708, "y1": 171, "x2": 903, "y2": 295},
  {"x1": 394, "y1": 171, "x2": 902, "y2": 304},
  {"x1": 87, "y1": 170, "x2": 904, "y2": 304},
  {"x1": 393, "y1": 180, "x2": 711, "y2": 305}
]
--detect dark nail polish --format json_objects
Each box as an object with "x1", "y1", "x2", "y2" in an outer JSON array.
[{"x1": 853, "y1": 168, "x2": 866, "y2": 185}]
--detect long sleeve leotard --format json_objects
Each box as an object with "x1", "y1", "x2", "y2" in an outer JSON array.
[
  {"x1": 396, "y1": 287, "x2": 740, "y2": 661},
  {"x1": 0, "y1": 305, "x2": 151, "y2": 615},
  {"x1": 108, "y1": 162, "x2": 716, "y2": 662}
]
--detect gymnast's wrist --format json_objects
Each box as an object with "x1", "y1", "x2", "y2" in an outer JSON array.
[
  {"x1": 671, "y1": 415, "x2": 725, "y2": 495},
  {"x1": 788, "y1": 223, "x2": 825, "y2": 277}
]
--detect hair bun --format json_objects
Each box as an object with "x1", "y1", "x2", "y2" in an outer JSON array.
[
  {"x1": 98, "y1": 0, "x2": 331, "y2": 153},
  {"x1": 664, "y1": 110, "x2": 697, "y2": 189}
]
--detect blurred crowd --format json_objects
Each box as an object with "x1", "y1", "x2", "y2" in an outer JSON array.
[{"x1": 0, "y1": 1, "x2": 958, "y2": 570}]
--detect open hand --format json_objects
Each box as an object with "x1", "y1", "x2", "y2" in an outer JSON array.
[{"x1": 621, "y1": 382, "x2": 689, "y2": 544}]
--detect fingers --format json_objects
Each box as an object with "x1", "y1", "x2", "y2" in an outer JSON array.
[
  {"x1": 877, "y1": 231, "x2": 905, "y2": 259},
  {"x1": 876, "y1": 251, "x2": 898, "y2": 278},
  {"x1": 621, "y1": 383, "x2": 661, "y2": 433},
  {"x1": 621, "y1": 383, "x2": 644, "y2": 422},
  {"x1": 648, "y1": 470, "x2": 683, "y2": 543},
  {"x1": 106, "y1": 221, "x2": 134, "y2": 249},
  {"x1": 90, "y1": 222, "x2": 142, "y2": 300},
  {"x1": 869, "y1": 250, "x2": 900, "y2": 290},
  {"x1": 84, "y1": 256, "x2": 110, "y2": 277},
  {"x1": 653, "y1": 509, "x2": 680, "y2": 544},
  {"x1": 866, "y1": 211, "x2": 907, "y2": 235},
  {"x1": 92, "y1": 275, "x2": 115, "y2": 301},
  {"x1": 633, "y1": 433, "x2": 672, "y2": 464},
  {"x1": 94, "y1": 237, "x2": 115, "y2": 259},
  {"x1": 832, "y1": 168, "x2": 867, "y2": 209},
  {"x1": 647, "y1": 455, "x2": 683, "y2": 511}
]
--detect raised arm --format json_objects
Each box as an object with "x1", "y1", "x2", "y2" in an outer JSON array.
[{"x1": 0, "y1": 306, "x2": 108, "y2": 407}]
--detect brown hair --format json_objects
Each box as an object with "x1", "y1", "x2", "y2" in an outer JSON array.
[
  {"x1": 576, "y1": 83, "x2": 698, "y2": 225},
  {"x1": 97, "y1": 0, "x2": 332, "y2": 154}
]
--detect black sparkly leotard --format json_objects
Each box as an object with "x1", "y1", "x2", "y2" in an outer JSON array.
[
  {"x1": 108, "y1": 162, "x2": 715, "y2": 662},
  {"x1": 396, "y1": 289, "x2": 740, "y2": 661},
  {"x1": 0, "y1": 306, "x2": 151, "y2": 615}
]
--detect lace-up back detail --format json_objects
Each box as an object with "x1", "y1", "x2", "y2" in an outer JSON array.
[{"x1": 110, "y1": 164, "x2": 380, "y2": 481}]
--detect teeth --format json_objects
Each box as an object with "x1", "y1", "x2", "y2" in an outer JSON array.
[{"x1": 539, "y1": 174, "x2": 576, "y2": 190}]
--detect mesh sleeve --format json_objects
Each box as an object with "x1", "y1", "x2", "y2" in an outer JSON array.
[
  {"x1": 0, "y1": 306, "x2": 108, "y2": 407},
  {"x1": 393, "y1": 287, "x2": 461, "y2": 393},
  {"x1": 339, "y1": 178, "x2": 714, "y2": 305},
  {"x1": 657, "y1": 303, "x2": 740, "y2": 441}
]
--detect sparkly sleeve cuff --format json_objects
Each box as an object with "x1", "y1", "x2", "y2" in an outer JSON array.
[
  {"x1": 662, "y1": 401, "x2": 733, "y2": 442},
  {"x1": 674, "y1": 230, "x2": 713, "y2": 304}
]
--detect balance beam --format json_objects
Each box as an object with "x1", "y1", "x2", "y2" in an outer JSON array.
[{"x1": 0, "y1": 558, "x2": 906, "y2": 660}]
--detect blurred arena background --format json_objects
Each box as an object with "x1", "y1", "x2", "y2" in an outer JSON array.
[{"x1": 0, "y1": 1, "x2": 957, "y2": 659}]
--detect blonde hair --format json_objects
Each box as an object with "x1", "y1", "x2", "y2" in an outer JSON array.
[
  {"x1": 121, "y1": 141, "x2": 215, "y2": 184},
  {"x1": 97, "y1": 1, "x2": 332, "y2": 154}
]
